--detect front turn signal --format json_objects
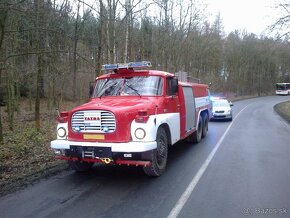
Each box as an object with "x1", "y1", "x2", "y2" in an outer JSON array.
[{"x1": 135, "y1": 110, "x2": 149, "y2": 123}]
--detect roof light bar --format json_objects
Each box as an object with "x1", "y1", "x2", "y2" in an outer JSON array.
[
  {"x1": 101, "y1": 61, "x2": 152, "y2": 71},
  {"x1": 128, "y1": 61, "x2": 152, "y2": 68}
]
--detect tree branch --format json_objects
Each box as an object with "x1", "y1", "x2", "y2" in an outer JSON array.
[{"x1": 4, "y1": 50, "x2": 95, "y2": 68}]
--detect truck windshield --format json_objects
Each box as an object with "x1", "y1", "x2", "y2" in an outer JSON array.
[{"x1": 93, "y1": 76, "x2": 163, "y2": 97}]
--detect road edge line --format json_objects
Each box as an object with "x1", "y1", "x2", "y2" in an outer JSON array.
[{"x1": 167, "y1": 105, "x2": 249, "y2": 218}]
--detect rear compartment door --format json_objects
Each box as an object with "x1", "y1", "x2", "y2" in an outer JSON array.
[{"x1": 182, "y1": 86, "x2": 196, "y2": 132}]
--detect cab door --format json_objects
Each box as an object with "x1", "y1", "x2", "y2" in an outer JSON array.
[{"x1": 164, "y1": 77, "x2": 179, "y2": 113}]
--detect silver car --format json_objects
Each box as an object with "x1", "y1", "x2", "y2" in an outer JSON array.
[{"x1": 211, "y1": 99, "x2": 233, "y2": 121}]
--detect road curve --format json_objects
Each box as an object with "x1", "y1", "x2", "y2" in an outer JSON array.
[
  {"x1": 0, "y1": 96, "x2": 290, "y2": 218},
  {"x1": 178, "y1": 95, "x2": 290, "y2": 218}
]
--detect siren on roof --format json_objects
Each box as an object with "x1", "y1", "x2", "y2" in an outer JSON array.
[{"x1": 101, "y1": 61, "x2": 152, "y2": 71}]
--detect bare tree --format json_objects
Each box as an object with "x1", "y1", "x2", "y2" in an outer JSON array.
[
  {"x1": 35, "y1": 0, "x2": 44, "y2": 130},
  {"x1": 269, "y1": 2, "x2": 290, "y2": 38},
  {"x1": 72, "y1": 1, "x2": 81, "y2": 100},
  {"x1": 96, "y1": 0, "x2": 104, "y2": 74},
  {"x1": 0, "y1": 0, "x2": 8, "y2": 142}
]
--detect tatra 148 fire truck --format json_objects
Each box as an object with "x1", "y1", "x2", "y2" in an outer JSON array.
[{"x1": 51, "y1": 61, "x2": 212, "y2": 176}]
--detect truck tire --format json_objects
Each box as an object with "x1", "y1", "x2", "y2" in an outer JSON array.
[
  {"x1": 202, "y1": 113, "x2": 208, "y2": 138},
  {"x1": 143, "y1": 127, "x2": 168, "y2": 177},
  {"x1": 190, "y1": 116, "x2": 202, "y2": 143},
  {"x1": 68, "y1": 160, "x2": 93, "y2": 172}
]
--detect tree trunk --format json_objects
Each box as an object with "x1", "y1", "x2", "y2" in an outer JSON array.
[
  {"x1": 35, "y1": 54, "x2": 42, "y2": 130},
  {"x1": 123, "y1": 0, "x2": 130, "y2": 62},
  {"x1": 73, "y1": 2, "x2": 80, "y2": 100},
  {"x1": 96, "y1": 0, "x2": 104, "y2": 75},
  {"x1": 35, "y1": 0, "x2": 44, "y2": 130},
  {"x1": 112, "y1": 0, "x2": 116, "y2": 63},
  {"x1": 0, "y1": 1, "x2": 8, "y2": 142},
  {"x1": 7, "y1": 70, "x2": 15, "y2": 131}
]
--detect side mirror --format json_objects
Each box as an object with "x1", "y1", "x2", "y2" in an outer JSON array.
[
  {"x1": 171, "y1": 78, "x2": 178, "y2": 95},
  {"x1": 229, "y1": 101, "x2": 234, "y2": 106},
  {"x1": 89, "y1": 81, "x2": 95, "y2": 98}
]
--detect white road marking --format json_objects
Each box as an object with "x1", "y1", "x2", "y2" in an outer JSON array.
[{"x1": 167, "y1": 105, "x2": 249, "y2": 218}]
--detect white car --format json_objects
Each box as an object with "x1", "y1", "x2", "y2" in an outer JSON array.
[{"x1": 211, "y1": 99, "x2": 233, "y2": 121}]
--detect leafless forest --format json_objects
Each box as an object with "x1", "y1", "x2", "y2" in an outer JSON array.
[{"x1": 0, "y1": 0, "x2": 290, "y2": 140}]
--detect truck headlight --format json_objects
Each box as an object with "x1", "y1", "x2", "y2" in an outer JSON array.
[
  {"x1": 135, "y1": 128, "x2": 146, "y2": 139},
  {"x1": 57, "y1": 127, "x2": 67, "y2": 138}
]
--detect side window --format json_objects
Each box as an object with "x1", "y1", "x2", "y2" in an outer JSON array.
[
  {"x1": 166, "y1": 78, "x2": 173, "y2": 96},
  {"x1": 166, "y1": 77, "x2": 178, "y2": 96}
]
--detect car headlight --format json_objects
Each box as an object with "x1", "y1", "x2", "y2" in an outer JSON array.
[
  {"x1": 57, "y1": 127, "x2": 67, "y2": 138},
  {"x1": 135, "y1": 128, "x2": 146, "y2": 139}
]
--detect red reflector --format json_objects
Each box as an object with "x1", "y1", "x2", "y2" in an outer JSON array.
[
  {"x1": 135, "y1": 115, "x2": 149, "y2": 123},
  {"x1": 138, "y1": 110, "x2": 147, "y2": 116},
  {"x1": 60, "y1": 111, "x2": 69, "y2": 117}
]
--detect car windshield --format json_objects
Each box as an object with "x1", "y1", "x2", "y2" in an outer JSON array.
[
  {"x1": 212, "y1": 101, "x2": 229, "y2": 107},
  {"x1": 93, "y1": 76, "x2": 163, "y2": 97}
]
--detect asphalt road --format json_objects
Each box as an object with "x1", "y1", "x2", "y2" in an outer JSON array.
[{"x1": 1, "y1": 96, "x2": 290, "y2": 218}]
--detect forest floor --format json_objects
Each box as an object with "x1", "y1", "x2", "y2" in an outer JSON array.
[
  {"x1": 0, "y1": 99, "x2": 82, "y2": 196},
  {"x1": 0, "y1": 96, "x2": 289, "y2": 197}
]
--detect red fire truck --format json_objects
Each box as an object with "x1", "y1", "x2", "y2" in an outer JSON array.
[{"x1": 51, "y1": 61, "x2": 211, "y2": 176}]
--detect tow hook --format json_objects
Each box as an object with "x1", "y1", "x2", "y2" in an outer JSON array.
[{"x1": 101, "y1": 158, "x2": 112, "y2": 164}]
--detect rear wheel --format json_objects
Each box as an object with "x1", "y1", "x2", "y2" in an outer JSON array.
[
  {"x1": 68, "y1": 160, "x2": 93, "y2": 172},
  {"x1": 202, "y1": 113, "x2": 208, "y2": 138},
  {"x1": 143, "y1": 127, "x2": 168, "y2": 177},
  {"x1": 188, "y1": 116, "x2": 203, "y2": 143}
]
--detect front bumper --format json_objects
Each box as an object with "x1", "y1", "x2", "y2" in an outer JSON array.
[
  {"x1": 50, "y1": 140, "x2": 156, "y2": 164},
  {"x1": 276, "y1": 91, "x2": 288, "y2": 95},
  {"x1": 212, "y1": 113, "x2": 232, "y2": 119},
  {"x1": 51, "y1": 140, "x2": 156, "y2": 152}
]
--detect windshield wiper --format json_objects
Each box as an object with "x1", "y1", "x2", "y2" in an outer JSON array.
[
  {"x1": 125, "y1": 83, "x2": 141, "y2": 97},
  {"x1": 99, "y1": 82, "x2": 117, "y2": 98}
]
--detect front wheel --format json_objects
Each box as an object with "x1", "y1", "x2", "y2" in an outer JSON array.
[
  {"x1": 68, "y1": 160, "x2": 93, "y2": 172},
  {"x1": 143, "y1": 127, "x2": 168, "y2": 177}
]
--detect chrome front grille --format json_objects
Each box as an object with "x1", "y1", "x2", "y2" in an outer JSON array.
[{"x1": 71, "y1": 110, "x2": 116, "y2": 133}]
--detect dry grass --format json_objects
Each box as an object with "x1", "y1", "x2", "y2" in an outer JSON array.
[
  {"x1": 274, "y1": 100, "x2": 290, "y2": 123},
  {"x1": 0, "y1": 98, "x2": 83, "y2": 196}
]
